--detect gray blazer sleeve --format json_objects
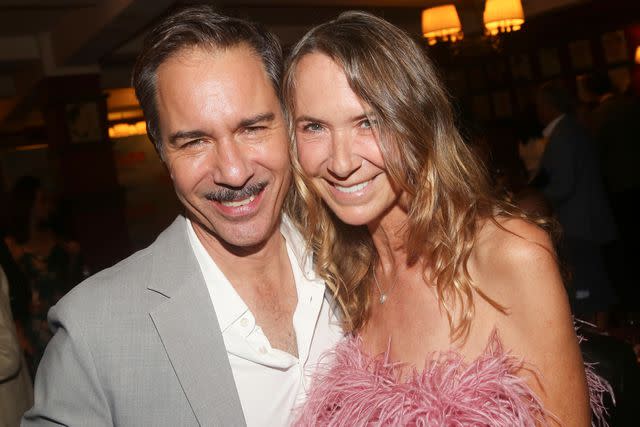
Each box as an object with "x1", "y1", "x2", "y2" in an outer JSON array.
[{"x1": 22, "y1": 303, "x2": 113, "y2": 426}]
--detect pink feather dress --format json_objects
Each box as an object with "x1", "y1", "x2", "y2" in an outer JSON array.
[{"x1": 294, "y1": 332, "x2": 612, "y2": 426}]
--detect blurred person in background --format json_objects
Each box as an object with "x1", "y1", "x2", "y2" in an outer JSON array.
[
  {"x1": 0, "y1": 265, "x2": 33, "y2": 426},
  {"x1": 514, "y1": 119, "x2": 553, "y2": 218},
  {"x1": 515, "y1": 115, "x2": 640, "y2": 426},
  {"x1": 0, "y1": 188, "x2": 31, "y2": 362},
  {"x1": 4, "y1": 176, "x2": 87, "y2": 375},
  {"x1": 583, "y1": 71, "x2": 640, "y2": 311},
  {"x1": 534, "y1": 82, "x2": 617, "y2": 326}
]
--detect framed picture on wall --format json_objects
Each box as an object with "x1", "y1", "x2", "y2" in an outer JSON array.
[
  {"x1": 491, "y1": 91, "x2": 513, "y2": 118},
  {"x1": 65, "y1": 102, "x2": 103, "y2": 143},
  {"x1": 485, "y1": 60, "x2": 508, "y2": 86},
  {"x1": 601, "y1": 30, "x2": 628, "y2": 64},
  {"x1": 509, "y1": 54, "x2": 533, "y2": 82},
  {"x1": 608, "y1": 66, "x2": 631, "y2": 93},
  {"x1": 568, "y1": 40, "x2": 593, "y2": 70},
  {"x1": 467, "y1": 67, "x2": 487, "y2": 91},
  {"x1": 538, "y1": 47, "x2": 562, "y2": 77}
]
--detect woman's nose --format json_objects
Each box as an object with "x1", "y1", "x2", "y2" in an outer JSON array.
[{"x1": 327, "y1": 131, "x2": 361, "y2": 178}]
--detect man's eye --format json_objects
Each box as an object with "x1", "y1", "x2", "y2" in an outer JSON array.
[
  {"x1": 245, "y1": 126, "x2": 266, "y2": 133},
  {"x1": 183, "y1": 139, "x2": 203, "y2": 147}
]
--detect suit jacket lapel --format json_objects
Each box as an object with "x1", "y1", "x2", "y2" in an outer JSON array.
[{"x1": 148, "y1": 217, "x2": 246, "y2": 426}]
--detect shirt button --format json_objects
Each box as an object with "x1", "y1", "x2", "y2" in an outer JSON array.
[
  {"x1": 259, "y1": 346, "x2": 267, "y2": 354},
  {"x1": 240, "y1": 317, "x2": 249, "y2": 327}
]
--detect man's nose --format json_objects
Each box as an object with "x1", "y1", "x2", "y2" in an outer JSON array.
[{"x1": 212, "y1": 140, "x2": 254, "y2": 187}]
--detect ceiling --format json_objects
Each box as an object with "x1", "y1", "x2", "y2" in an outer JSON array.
[{"x1": 0, "y1": 0, "x2": 603, "y2": 137}]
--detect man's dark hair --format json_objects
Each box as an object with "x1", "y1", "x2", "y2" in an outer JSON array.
[
  {"x1": 538, "y1": 81, "x2": 575, "y2": 114},
  {"x1": 583, "y1": 71, "x2": 613, "y2": 97},
  {"x1": 132, "y1": 4, "x2": 283, "y2": 154}
]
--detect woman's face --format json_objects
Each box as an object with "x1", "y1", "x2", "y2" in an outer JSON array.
[{"x1": 292, "y1": 52, "x2": 400, "y2": 226}]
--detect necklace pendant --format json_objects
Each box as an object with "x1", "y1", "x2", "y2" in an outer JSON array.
[{"x1": 379, "y1": 294, "x2": 387, "y2": 304}]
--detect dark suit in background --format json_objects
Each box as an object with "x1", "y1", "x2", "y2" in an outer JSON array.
[
  {"x1": 590, "y1": 93, "x2": 640, "y2": 308},
  {"x1": 537, "y1": 114, "x2": 617, "y2": 315}
]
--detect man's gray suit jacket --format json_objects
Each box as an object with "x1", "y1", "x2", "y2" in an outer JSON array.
[{"x1": 23, "y1": 216, "x2": 246, "y2": 426}]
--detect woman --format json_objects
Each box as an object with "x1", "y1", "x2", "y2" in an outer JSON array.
[{"x1": 283, "y1": 12, "x2": 609, "y2": 426}]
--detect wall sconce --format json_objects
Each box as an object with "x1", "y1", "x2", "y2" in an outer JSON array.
[
  {"x1": 483, "y1": 0, "x2": 525, "y2": 36},
  {"x1": 422, "y1": 5, "x2": 463, "y2": 46},
  {"x1": 109, "y1": 121, "x2": 147, "y2": 139}
]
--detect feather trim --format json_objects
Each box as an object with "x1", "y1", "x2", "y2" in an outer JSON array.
[{"x1": 294, "y1": 331, "x2": 613, "y2": 426}]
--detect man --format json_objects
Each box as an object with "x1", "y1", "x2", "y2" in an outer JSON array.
[
  {"x1": 583, "y1": 72, "x2": 640, "y2": 308},
  {"x1": 23, "y1": 5, "x2": 342, "y2": 426},
  {"x1": 534, "y1": 82, "x2": 617, "y2": 320}
]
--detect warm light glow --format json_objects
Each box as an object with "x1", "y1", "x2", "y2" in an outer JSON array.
[
  {"x1": 13, "y1": 144, "x2": 48, "y2": 152},
  {"x1": 108, "y1": 121, "x2": 147, "y2": 139},
  {"x1": 421, "y1": 5, "x2": 463, "y2": 46},
  {"x1": 636, "y1": 46, "x2": 640, "y2": 64},
  {"x1": 107, "y1": 109, "x2": 143, "y2": 121},
  {"x1": 483, "y1": 0, "x2": 525, "y2": 36}
]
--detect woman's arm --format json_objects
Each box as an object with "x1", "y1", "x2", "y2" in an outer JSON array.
[{"x1": 484, "y1": 220, "x2": 590, "y2": 426}]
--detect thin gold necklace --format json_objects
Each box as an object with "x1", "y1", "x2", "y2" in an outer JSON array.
[{"x1": 372, "y1": 270, "x2": 398, "y2": 304}]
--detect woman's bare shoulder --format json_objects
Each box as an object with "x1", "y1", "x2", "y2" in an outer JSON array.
[
  {"x1": 473, "y1": 217, "x2": 561, "y2": 305},
  {"x1": 476, "y1": 216, "x2": 554, "y2": 257},
  {"x1": 471, "y1": 218, "x2": 589, "y2": 425}
]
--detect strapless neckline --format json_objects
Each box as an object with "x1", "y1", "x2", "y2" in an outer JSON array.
[{"x1": 293, "y1": 331, "x2": 612, "y2": 426}]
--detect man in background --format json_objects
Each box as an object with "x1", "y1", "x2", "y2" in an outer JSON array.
[
  {"x1": 583, "y1": 72, "x2": 640, "y2": 308},
  {"x1": 534, "y1": 82, "x2": 617, "y2": 323}
]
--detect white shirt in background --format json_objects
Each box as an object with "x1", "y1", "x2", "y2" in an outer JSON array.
[{"x1": 542, "y1": 113, "x2": 566, "y2": 138}]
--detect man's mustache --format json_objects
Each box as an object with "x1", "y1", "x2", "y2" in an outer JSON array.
[{"x1": 205, "y1": 182, "x2": 267, "y2": 203}]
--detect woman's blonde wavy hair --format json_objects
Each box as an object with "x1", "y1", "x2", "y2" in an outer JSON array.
[{"x1": 282, "y1": 11, "x2": 541, "y2": 340}]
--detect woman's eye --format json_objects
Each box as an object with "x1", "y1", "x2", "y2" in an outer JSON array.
[
  {"x1": 303, "y1": 123, "x2": 323, "y2": 132},
  {"x1": 360, "y1": 118, "x2": 377, "y2": 129}
]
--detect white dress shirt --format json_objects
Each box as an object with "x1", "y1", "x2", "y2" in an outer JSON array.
[
  {"x1": 542, "y1": 113, "x2": 566, "y2": 138},
  {"x1": 186, "y1": 218, "x2": 343, "y2": 426}
]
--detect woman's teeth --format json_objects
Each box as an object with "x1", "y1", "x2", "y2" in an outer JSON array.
[
  {"x1": 221, "y1": 194, "x2": 256, "y2": 207},
  {"x1": 334, "y1": 180, "x2": 370, "y2": 193}
]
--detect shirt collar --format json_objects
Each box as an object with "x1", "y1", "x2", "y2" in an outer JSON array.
[
  {"x1": 542, "y1": 113, "x2": 565, "y2": 138},
  {"x1": 185, "y1": 217, "x2": 322, "y2": 333}
]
